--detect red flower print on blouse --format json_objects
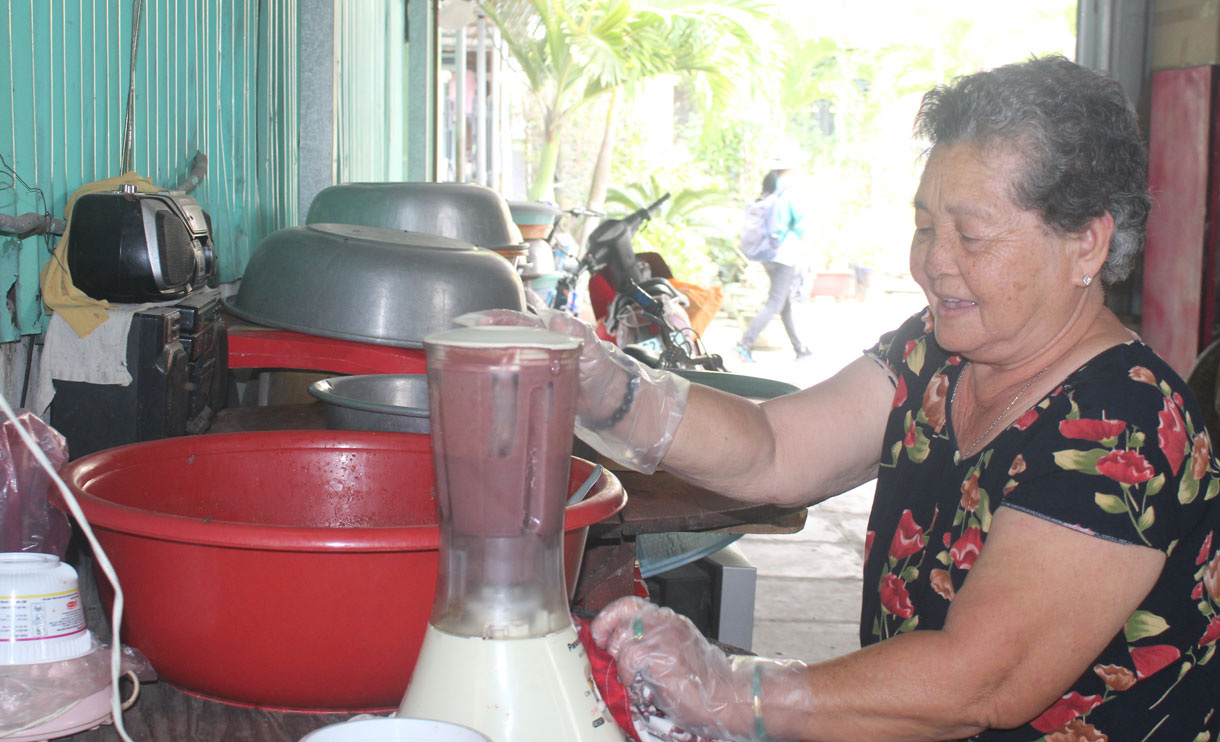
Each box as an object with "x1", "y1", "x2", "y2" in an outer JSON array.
[
  {"x1": 903, "y1": 419, "x2": 916, "y2": 447},
  {"x1": 1095, "y1": 450, "x2": 1154, "y2": 485},
  {"x1": 1008, "y1": 454, "x2": 1027, "y2": 476},
  {"x1": 1131, "y1": 645, "x2": 1181, "y2": 679},
  {"x1": 1031, "y1": 692, "x2": 1104, "y2": 733},
  {"x1": 903, "y1": 339, "x2": 918, "y2": 361},
  {"x1": 921, "y1": 310, "x2": 934, "y2": 334},
  {"x1": 892, "y1": 375, "x2": 908, "y2": 410},
  {"x1": 880, "y1": 574, "x2": 914, "y2": 618},
  {"x1": 1200, "y1": 616, "x2": 1220, "y2": 647},
  {"x1": 1157, "y1": 396, "x2": 1188, "y2": 476},
  {"x1": 864, "y1": 531, "x2": 875, "y2": 561},
  {"x1": 1058, "y1": 418, "x2": 1127, "y2": 442},
  {"x1": 960, "y1": 471, "x2": 980, "y2": 511},
  {"x1": 930, "y1": 569, "x2": 955, "y2": 600},
  {"x1": 889, "y1": 510, "x2": 925, "y2": 560},
  {"x1": 1129, "y1": 366, "x2": 1156, "y2": 385},
  {"x1": 1198, "y1": 532, "x2": 1214, "y2": 566},
  {"x1": 1204, "y1": 554, "x2": 1220, "y2": 601},
  {"x1": 922, "y1": 373, "x2": 949, "y2": 433},
  {"x1": 1045, "y1": 719, "x2": 1106, "y2": 742},
  {"x1": 949, "y1": 527, "x2": 983, "y2": 569},
  {"x1": 1094, "y1": 664, "x2": 1136, "y2": 692},
  {"x1": 1192, "y1": 432, "x2": 1211, "y2": 481},
  {"x1": 1014, "y1": 407, "x2": 1039, "y2": 430}
]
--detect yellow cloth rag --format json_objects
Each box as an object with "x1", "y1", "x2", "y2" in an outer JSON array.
[{"x1": 39, "y1": 172, "x2": 166, "y2": 338}]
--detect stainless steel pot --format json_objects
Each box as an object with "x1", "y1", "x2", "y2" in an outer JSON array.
[{"x1": 225, "y1": 223, "x2": 526, "y2": 348}]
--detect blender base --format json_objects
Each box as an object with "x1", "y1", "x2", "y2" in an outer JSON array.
[{"x1": 398, "y1": 622, "x2": 626, "y2": 742}]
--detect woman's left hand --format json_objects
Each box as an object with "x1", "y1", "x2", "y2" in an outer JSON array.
[
  {"x1": 592, "y1": 597, "x2": 813, "y2": 741},
  {"x1": 593, "y1": 597, "x2": 751, "y2": 738}
]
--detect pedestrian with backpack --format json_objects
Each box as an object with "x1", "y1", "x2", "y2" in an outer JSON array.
[{"x1": 735, "y1": 154, "x2": 813, "y2": 363}]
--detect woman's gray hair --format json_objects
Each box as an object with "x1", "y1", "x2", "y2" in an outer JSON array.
[{"x1": 914, "y1": 55, "x2": 1151, "y2": 284}]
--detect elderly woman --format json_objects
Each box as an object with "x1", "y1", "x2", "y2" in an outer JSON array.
[{"x1": 476, "y1": 55, "x2": 1220, "y2": 740}]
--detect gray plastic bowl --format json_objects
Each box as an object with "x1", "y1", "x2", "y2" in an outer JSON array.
[
  {"x1": 225, "y1": 223, "x2": 526, "y2": 348},
  {"x1": 306, "y1": 182, "x2": 524, "y2": 251},
  {"x1": 308, "y1": 374, "x2": 430, "y2": 433}
]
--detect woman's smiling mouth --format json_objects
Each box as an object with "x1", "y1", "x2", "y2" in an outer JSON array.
[{"x1": 936, "y1": 296, "x2": 977, "y2": 314}]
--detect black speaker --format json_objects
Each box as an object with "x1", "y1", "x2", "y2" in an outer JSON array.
[
  {"x1": 174, "y1": 289, "x2": 228, "y2": 432},
  {"x1": 66, "y1": 187, "x2": 214, "y2": 303}
]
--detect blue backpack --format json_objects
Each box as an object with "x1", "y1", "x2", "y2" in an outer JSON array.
[{"x1": 739, "y1": 188, "x2": 789, "y2": 262}]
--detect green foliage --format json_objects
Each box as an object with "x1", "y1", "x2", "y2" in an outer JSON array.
[
  {"x1": 496, "y1": 0, "x2": 1078, "y2": 286},
  {"x1": 602, "y1": 173, "x2": 739, "y2": 284},
  {"x1": 483, "y1": 0, "x2": 775, "y2": 201}
]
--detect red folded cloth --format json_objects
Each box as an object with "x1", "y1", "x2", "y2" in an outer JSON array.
[
  {"x1": 574, "y1": 617, "x2": 721, "y2": 742},
  {"x1": 576, "y1": 616, "x2": 643, "y2": 741}
]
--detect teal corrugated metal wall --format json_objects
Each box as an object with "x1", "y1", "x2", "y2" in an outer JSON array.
[
  {"x1": 336, "y1": 0, "x2": 408, "y2": 182},
  {"x1": 0, "y1": 0, "x2": 298, "y2": 339}
]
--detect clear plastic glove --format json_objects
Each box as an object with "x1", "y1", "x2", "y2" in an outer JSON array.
[
  {"x1": 592, "y1": 596, "x2": 813, "y2": 742},
  {"x1": 455, "y1": 308, "x2": 690, "y2": 474}
]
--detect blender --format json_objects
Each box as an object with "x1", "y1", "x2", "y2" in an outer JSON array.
[{"x1": 398, "y1": 326, "x2": 624, "y2": 741}]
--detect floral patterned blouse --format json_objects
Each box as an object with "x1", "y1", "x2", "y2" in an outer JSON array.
[{"x1": 863, "y1": 310, "x2": 1220, "y2": 741}]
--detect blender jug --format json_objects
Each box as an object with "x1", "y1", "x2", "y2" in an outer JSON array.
[{"x1": 398, "y1": 326, "x2": 624, "y2": 742}]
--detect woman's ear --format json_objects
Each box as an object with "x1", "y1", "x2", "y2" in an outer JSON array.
[{"x1": 1072, "y1": 212, "x2": 1114, "y2": 285}]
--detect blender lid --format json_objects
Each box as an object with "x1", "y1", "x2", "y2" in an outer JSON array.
[{"x1": 424, "y1": 325, "x2": 581, "y2": 350}]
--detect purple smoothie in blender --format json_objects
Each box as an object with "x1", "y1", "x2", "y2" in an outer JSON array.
[{"x1": 423, "y1": 326, "x2": 582, "y2": 638}]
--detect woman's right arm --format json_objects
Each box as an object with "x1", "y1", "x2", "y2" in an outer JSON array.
[
  {"x1": 661, "y1": 353, "x2": 896, "y2": 507},
  {"x1": 458, "y1": 306, "x2": 897, "y2": 505}
]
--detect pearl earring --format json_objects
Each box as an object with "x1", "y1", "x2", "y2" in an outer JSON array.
[{"x1": 1082, "y1": 274, "x2": 1092, "y2": 287}]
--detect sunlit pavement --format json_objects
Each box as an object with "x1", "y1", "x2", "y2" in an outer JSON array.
[{"x1": 699, "y1": 285, "x2": 928, "y2": 661}]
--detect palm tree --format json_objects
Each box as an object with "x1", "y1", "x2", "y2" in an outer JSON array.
[
  {"x1": 579, "y1": 0, "x2": 774, "y2": 242},
  {"x1": 481, "y1": 0, "x2": 774, "y2": 203},
  {"x1": 481, "y1": 0, "x2": 634, "y2": 201}
]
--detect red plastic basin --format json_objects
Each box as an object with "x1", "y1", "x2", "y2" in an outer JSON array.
[{"x1": 58, "y1": 431, "x2": 625, "y2": 712}]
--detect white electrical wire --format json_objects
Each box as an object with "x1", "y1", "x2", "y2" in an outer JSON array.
[{"x1": 0, "y1": 392, "x2": 134, "y2": 742}]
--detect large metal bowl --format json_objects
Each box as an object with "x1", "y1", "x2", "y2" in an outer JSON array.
[
  {"x1": 226, "y1": 223, "x2": 526, "y2": 348},
  {"x1": 306, "y1": 182, "x2": 524, "y2": 251},
  {"x1": 308, "y1": 374, "x2": 430, "y2": 433}
]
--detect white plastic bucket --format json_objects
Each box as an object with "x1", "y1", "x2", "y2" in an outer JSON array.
[
  {"x1": 0, "y1": 553, "x2": 91, "y2": 664},
  {"x1": 299, "y1": 718, "x2": 491, "y2": 742}
]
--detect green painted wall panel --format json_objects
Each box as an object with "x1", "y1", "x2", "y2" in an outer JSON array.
[
  {"x1": 1, "y1": 0, "x2": 438, "y2": 339},
  {"x1": 335, "y1": 0, "x2": 409, "y2": 183},
  {"x1": 0, "y1": 0, "x2": 300, "y2": 336}
]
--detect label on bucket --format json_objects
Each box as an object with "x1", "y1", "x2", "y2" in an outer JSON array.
[{"x1": 0, "y1": 588, "x2": 86, "y2": 641}]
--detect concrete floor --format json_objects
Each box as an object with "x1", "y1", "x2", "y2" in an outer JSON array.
[{"x1": 697, "y1": 279, "x2": 928, "y2": 663}]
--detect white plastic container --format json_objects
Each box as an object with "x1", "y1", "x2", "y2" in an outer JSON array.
[
  {"x1": 0, "y1": 553, "x2": 91, "y2": 664},
  {"x1": 299, "y1": 718, "x2": 491, "y2": 742}
]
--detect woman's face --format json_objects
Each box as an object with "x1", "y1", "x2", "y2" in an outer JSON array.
[{"x1": 910, "y1": 143, "x2": 1080, "y2": 366}]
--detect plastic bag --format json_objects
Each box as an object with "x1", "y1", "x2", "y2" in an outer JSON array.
[
  {"x1": 0, "y1": 640, "x2": 155, "y2": 735},
  {"x1": 0, "y1": 409, "x2": 70, "y2": 556}
]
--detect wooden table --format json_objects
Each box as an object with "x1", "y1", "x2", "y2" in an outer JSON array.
[{"x1": 59, "y1": 683, "x2": 360, "y2": 741}]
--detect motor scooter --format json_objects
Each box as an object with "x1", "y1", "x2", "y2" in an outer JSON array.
[{"x1": 551, "y1": 194, "x2": 725, "y2": 371}]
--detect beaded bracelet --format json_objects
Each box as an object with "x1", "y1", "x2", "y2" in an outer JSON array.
[{"x1": 586, "y1": 376, "x2": 639, "y2": 430}]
